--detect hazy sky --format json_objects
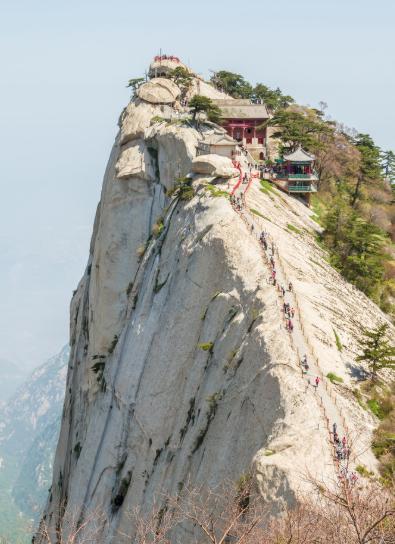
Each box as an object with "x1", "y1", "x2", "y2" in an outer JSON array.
[{"x1": 0, "y1": 0, "x2": 394, "y2": 369}]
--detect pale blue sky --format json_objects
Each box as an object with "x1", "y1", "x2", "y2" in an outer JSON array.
[{"x1": 0, "y1": 0, "x2": 394, "y2": 369}]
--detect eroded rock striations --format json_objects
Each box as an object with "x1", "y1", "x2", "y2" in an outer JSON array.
[{"x1": 36, "y1": 59, "x2": 393, "y2": 542}]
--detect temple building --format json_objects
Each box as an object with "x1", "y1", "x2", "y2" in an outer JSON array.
[
  {"x1": 196, "y1": 133, "x2": 238, "y2": 159},
  {"x1": 211, "y1": 99, "x2": 269, "y2": 161},
  {"x1": 273, "y1": 146, "x2": 318, "y2": 205}
]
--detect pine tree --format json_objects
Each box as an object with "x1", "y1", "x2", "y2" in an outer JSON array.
[
  {"x1": 188, "y1": 95, "x2": 221, "y2": 124},
  {"x1": 351, "y1": 133, "x2": 382, "y2": 206},
  {"x1": 381, "y1": 150, "x2": 395, "y2": 184},
  {"x1": 266, "y1": 107, "x2": 333, "y2": 153},
  {"x1": 210, "y1": 71, "x2": 253, "y2": 98},
  {"x1": 253, "y1": 84, "x2": 294, "y2": 112},
  {"x1": 170, "y1": 67, "x2": 192, "y2": 89},
  {"x1": 356, "y1": 323, "x2": 395, "y2": 380},
  {"x1": 126, "y1": 77, "x2": 145, "y2": 92}
]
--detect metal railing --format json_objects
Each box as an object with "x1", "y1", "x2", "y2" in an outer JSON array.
[
  {"x1": 289, "y1": 173, "x2": 311, "y2": 178},
  {"x1": 288, "y1": 185, "x2": 317, "y2": 193}
]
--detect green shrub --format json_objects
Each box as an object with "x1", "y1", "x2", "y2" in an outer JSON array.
[
  {"x1": 259, "y1": 179, "x2": 274, "y2": 194},
  {"x1": 198, "y1": 342, "x2": 214, "y2": 352},
  {"x1": 355, "y1": 464, "x2": 374, "y2": 477},
  {"x1": 367, "y1": 399, "x2": 386, "y2": 419},
  {"x1": 152, "y1": 218, "x2": 164, "y2": 238},
  {"x1": 287, "y1": 223, "x2": 302, "y2": 235},
  {"x1": 168, "y1": 177, "x2": 195, "y2": 201},
  {"x1": 372, "y1": 432, "x2": 395, "y2": 458},
  {"x1": 371, "y1": 383, "x2": 395, "y2": 486},
  {"x1": 326, "y1": 372, "x2": 344, "y2": 384},
  {"x1": 250, "y1": 208, "x2": 264, "y2": 218},
  {"x1": 179, "y1": 186, "x2": 195, "y2": 201},
  {"x1": 205, "y1": 184, "x2": 229, "y2": 198},
  {"x1": 333, "y1": 328, "x2": 343, "y2": 351},
  {"x1": 236, "y1": 473, "x2": 252, "y2": 493},
  {"x1": 150, "y1": 115, "x2": 165, "y2": 124},
  {"x1": 311, "y1": 194, "x2": 325, "y2": 225},
  {"x1": 206, "y1": 392, "x2": 222, "y2": 410}
]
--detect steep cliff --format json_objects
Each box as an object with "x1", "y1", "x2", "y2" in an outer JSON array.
[{"x1": 37, "y1": 60, "x2": 393, "y2": 542}]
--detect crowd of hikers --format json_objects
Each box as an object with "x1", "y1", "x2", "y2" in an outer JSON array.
[
  {"x1": 230, "y1": 167, "x2": 357, "y2": 482},
  {"x1": 229, "y1": 194, "x2": 244, "y2": 211}
]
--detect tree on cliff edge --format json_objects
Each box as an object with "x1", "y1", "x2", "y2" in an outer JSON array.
[
  {"x1": 357, "y1": 323, "x2": 395, "y2": 380},
  {"x1": 189, "y1": 95, "x2": 221, "y2": 124}
]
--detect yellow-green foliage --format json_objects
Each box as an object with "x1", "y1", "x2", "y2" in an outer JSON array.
[
  {"x1": 333, "y1": 328, "x2": 343, "y2": 351},
  {"x1": 250, "y1": 208, "x2": 264, "y2": 218},
  {"x1": 198, "y1": 342, "x2": 214, "y2": 352},
  {"x1": 259, "y1": 179, "x2": 274, "y2": 194},
  {"x1": 205, "y1": 184, "x2": 229, "y2": 198},
  {"x1": 287, "y1": 223, "x2": 302, "y2": 235},
  {"x1": 326, "y1": 372, "x2": 344, "y2": 384},
  {"x1": 235, "y1": 472, "x2": 252, "y2": 494},
  {"x1": 150, "y1": 115, "x2": 165, "y2": 124},
  {"x1": 152, "y1": 218, "x2": 164, "y2": 238},
  {"x1": 355, "y1": 464, "x2": 374, "y2": 478},
  {"x1": 357, "y1": 381, "x2": 395, "y2": 487}
]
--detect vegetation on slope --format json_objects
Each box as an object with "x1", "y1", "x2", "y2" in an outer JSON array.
[
  {"x1": 354, "y1": 324, "x2": 395, "y2": 486},
  {"x1": 211, "y1": 70, "x2": 395, "y2": 319}
]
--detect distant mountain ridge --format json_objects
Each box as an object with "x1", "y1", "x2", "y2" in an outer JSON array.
[
  {"x1": 0, "y1": 345, "x2": 68, "y2": 541},
  {"x1": 0, "y1": 345, "x2": 69, "y2": 458},
  {"x1": 0, "y1": 358, "x2": 26, "y2": 403}
]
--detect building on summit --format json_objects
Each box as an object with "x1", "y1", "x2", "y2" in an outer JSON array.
[{"x1": 211, "y1": 99, "x2": 269, "y2": 162}]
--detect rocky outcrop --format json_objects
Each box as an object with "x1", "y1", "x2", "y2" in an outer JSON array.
[
  {"x1": 137, "y1": 77, "x2": 181, "y2": 104},
  {"x1": 192, "y1": 154, "x2": 239, "y2": 178},
  {"x1": 116, "y1": 140, "x2": 156, "y2": 181},
  {"x1": 187, "y1": 78, "x2": 230, "y2": 100},
  {"x1": 36, "y1": 61, "x2": 393, "y2": 543}
]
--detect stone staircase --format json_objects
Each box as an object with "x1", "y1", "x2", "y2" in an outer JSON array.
[{"x1": 229, "y1": 167, "x2": 356, "y2": 482}]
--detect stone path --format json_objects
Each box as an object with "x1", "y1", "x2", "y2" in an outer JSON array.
[{"x1": 228, "y1": 158, "x2": 355, "y2": 480}]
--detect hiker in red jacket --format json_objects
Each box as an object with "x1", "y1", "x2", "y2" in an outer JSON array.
[{"x1": 315, "y1": 376, "x2": 320, "y2": 388}]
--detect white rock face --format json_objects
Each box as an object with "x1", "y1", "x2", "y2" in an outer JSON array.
[
  {"x1": 137, "y1": 77, "x2": 181, "y2": 104},
  {"x1": 35, "y1": 64, "x2": 393, "y2": 543},
  {"x1": 187, "y1": 78, "x2": 230, "y2": 100},
  {"x1": 116, "y1": 140, "x2": 156, "y2": 181},
  {"x1": 192, "y1": 154, "x2": 239, "y2": 178}
]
